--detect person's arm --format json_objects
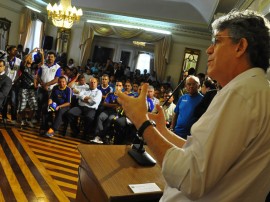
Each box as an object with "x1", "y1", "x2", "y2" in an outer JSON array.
[
  {"x1": 68, "y1": 73, "x2": 80, "y2": 88},
  {"x1": 37, "y1": 48, "x2": 44, "y2": 68},
  {"x1": 148, "y1": 105, "x2": 186, "y2": 148},
  {"x1": 170, "y1": 112, "x2": 178, "y2": 130},
  {"x1": 116, "y1": 84, "x2": 185, "y2": 165}
]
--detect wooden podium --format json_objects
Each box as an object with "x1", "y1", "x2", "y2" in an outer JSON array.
[{"x1": 76, "y1": 144, "x2": 165, "y2": 202}]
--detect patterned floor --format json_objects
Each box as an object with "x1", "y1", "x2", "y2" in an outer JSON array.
[{"x1": 0, "y1": 124, "x2": 87, "y2": 202}]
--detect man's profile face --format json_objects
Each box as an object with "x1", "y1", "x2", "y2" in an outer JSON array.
[{"x1": 206, "y1": 29, "x2": 238, "y2": 86}]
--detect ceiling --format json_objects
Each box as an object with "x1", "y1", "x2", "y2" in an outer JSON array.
[{"x1": 14, "y1": 0, "x2": 251, "y2": 35}]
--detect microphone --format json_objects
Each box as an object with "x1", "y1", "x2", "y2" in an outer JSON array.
[
  {"x1": 128, "y1": 69, "x2": 194, "y2": 166},
  {"x1": 128, "y1": 134, "x2": 156, "y2": 166}
]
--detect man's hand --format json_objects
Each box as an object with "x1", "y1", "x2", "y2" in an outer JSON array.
[
  {"x1": 148, "y1": 105, "x2": 168, "y2": 134},
  {"x1": 83, "y1": 96, "x2": 91, "y2": 102},
  {"x1": 116, "y1": 83, "x2": 148, "y2": 129}
]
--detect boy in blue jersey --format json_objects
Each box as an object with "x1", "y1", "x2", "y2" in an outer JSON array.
[
  {"x1": 97, "y1": 74, "x2": 113, "y2": 100},
  {"x1": 40, "y1": 76, "x2": 72, "y2": 137},
  {"x1": 170, "y1": 75, "x2": 203, "y2": 139},
  {"x1": 91, "y1": 81, "x2": 124, "y2": 144}
]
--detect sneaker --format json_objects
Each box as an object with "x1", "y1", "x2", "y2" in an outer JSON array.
[
  {"x1": 90, "y1": 136, "x2": 103, "y2": 144},
  {"x1": 45, "y1": 128, "x2": 54, "y2": 138},
  {"x1": 21, "y1": 120, "x2": 26, "y2": 127},
  {"x1": 26, "y1": 120, "x2": 34, "y2": 128}
]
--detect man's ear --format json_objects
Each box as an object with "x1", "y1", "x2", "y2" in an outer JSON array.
[{"x1": 235, "y1": 38, "x2": 248, "y2": 57}]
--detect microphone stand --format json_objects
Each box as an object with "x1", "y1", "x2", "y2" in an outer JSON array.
[{"x1": 128, "y1": 77, "x2": 187, "y2": 166}]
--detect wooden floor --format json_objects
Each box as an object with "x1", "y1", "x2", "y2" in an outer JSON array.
[{"x1": 0, "y1": 122, "x2": 87, "y2": 202}]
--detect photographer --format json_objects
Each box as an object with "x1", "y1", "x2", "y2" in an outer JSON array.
[{"x1": 18, "y1": 48, "x2": 44, "y2": 127}]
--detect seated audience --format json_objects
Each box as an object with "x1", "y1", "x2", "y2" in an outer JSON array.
[
  {"x1": 65, "y1": 77, "x2": 102, "y2": 140},
  {"x1": 91, "y1": 81, "x2": 124, "y2": 144}
]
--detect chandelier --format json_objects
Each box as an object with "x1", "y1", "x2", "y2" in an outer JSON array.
[
  {"x1": 47, "y1": 0, "x2": 83, "y2": 29},
  {"x1": 133, "y1": 41, "x2": 146, "y2": 47}
]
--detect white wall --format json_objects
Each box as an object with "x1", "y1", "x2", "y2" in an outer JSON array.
[
  {"x1": 68, "y1": 23, "x2": 83, "y2": 66},
  {"x1": 0, "y1": 1, "x2": 22, "y2": 46},
  {"x1": 167, "y1": 34, "x2": 210, "y2": 88}
]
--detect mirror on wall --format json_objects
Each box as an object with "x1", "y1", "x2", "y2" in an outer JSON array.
[{"x1": 0, "y1": 18, "x2": 11, "y2": 50}]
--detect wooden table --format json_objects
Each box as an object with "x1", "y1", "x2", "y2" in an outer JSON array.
[{"x1": 76, "y1": 144, "x2": 165, "y2": 202}]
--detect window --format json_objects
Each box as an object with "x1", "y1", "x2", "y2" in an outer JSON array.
[
  {"x1": 135, "y1": 53, "x2": 151, "y2": 73},
  {"x1": 24, "y1": 19, "x2": 43, "y2": 50}
]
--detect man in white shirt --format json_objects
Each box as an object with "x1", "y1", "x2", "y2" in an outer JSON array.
[
  {"x1": 116, "y1": 10, "x2": 270, "y2": 201},
  {"x1": 66, "y1": 77, "x2": 102, "y2": 140},
  {"x1": 36, "y1": 51, "x2": 61, "y2": 123}
]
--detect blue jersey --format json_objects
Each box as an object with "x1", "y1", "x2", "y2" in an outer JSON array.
[
  {"x1": 174, "y1": 93, "x2": 203, "y2": 138},
  {"x1": 50, "y1": 85, "x2": 73, "y2": 105},
  {"x1": 104, "y1": 93, "x2": 118, "y2": 104},
  {"x1": 98, "y1": 85, "x2": 113, "y2": 96}
]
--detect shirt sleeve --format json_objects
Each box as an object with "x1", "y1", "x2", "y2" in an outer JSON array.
[
  {"x1": 162, "y1": 89, "x2": 259, "y2": 199},
  {"x1": 88, "y1": 90, "x2": 102, "y2": 106},
  {"x1": 55, "y1": 67, "x2": 61, "y2": 78},
  {"x1": 66, "y1": 87, "x2": 72, "y2": 103}
]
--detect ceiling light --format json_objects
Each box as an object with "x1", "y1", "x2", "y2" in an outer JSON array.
[
  {"x1": 87, "y1": 20, "x2": 171, "y2": 35},
  {"x1": 47, "y1": 0, "x2": 83, "y2": 29},
  {"x1": 26, "y1": 5, "x2": 41, "y2": 13}
]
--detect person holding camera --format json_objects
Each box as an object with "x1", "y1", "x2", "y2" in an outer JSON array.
[{"x1": 18, "y1": 48, "x2": 44, "y2": 127}]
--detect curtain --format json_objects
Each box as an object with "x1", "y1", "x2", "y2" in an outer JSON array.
[
  {"x1": 79, "y1": 22, "x2": 95, "y2": 68},
  {"x1": 154, "y1": 35, "x2": 172, "y2": 82},
  {"x1": 79, "y1": 23, "x2": 172, "y2": 81},
  {"x1": 19, "y1": 8, "x2": 32, "y2": 47},
  {"x1": 19, "y1": 7, "x2": 46, "y2": 50}
]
